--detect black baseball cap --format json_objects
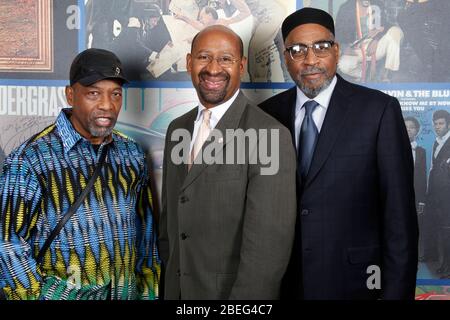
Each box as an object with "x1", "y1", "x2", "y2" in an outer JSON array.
[{"x1": 69, "y1": 48, "x2": 129, "y2": 86}]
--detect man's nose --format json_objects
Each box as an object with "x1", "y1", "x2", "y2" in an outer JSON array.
[
  {"x1": 204, "y1": 58, "x2": 223, "y2": 74},
  {"x1": 98, "y1": 95, "x2": 114, "y2": 110},
  {"x1": 303, "y1": 47, "x2": 319, "y2": 65}
]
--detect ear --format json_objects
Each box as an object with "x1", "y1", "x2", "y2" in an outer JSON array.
[
  {"x1": 186, "y1": 53, "x2": 192, "y2": 74},
  {"x1": 283, "y1": 50, "x2": 289, "y2": 66},
  {"x1": 239, "y1": 56, "x2": 247, "y2": 77},
  {"x1": 65, "y1": 85, "x2": 74, "y2": 107},
  {"x1": 333, "y1": 42, "x2": 340, "y2": 64}
]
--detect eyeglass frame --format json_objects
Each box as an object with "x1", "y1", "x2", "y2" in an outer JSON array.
[
  {"x1": 193, "y1": 53, "x2": 241, "y2": 67},
  {"x1": 285, "y1": 40, "x2": 336, "y2": 61}
]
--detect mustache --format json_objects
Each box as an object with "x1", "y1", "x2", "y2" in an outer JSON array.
[
  {"x1": 301, "y1": 67, "x2": 326, "y2": 75},
  {"x1": 91, "y1": 110, "x2": 116, "y2": 119},
  {"x1": 199, "y1": 70, "x2": 230, "y2": 81}
]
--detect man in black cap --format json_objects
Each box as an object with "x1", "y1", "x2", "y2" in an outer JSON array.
[
  {"x1": 259, "y1": 7, "x2": 418, "y2": 300},
  {"x1": 0, "y1": 48, "x2": 160, "y2": 300}
]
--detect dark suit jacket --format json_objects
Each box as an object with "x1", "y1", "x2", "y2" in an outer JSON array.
[
  {"x1": 427, "y1": 138, "x2": 450, "y2": 225},
  {"x1": 414, "y1": 145, "x2": 427, "y2": 207},
  {"x1": 259, "y1": 75, "x2": 418, "y2": 300},
  {"x1": 159, "y1": 91, "x2": 297, "y2": 299}
]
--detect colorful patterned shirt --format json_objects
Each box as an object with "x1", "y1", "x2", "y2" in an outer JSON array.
[{"x1": 0, "y1": 109, "x2": 160, "y2": 300}]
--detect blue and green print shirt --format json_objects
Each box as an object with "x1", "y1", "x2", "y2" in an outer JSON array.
[{"x1": 0, "y1": 109, "x2": 160, "y2": 300}]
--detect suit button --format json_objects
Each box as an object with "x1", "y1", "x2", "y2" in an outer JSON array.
[
  {"x1": 180, "y1": 195, "x2": 189, "y2": 203},
  {"x1": 301, "y1": 209, "x2": 309, "y2": 216},
  {"x1": 176, "y1": 269, "x2": 181, "y2": 276},
  {"x1": 180, "y1": 233, "x2": 188, "y2": 240}
]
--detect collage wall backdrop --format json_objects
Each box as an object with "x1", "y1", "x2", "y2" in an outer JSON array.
[{"x1": 1, "y1": 0, "x2": 449, "y2": 299}]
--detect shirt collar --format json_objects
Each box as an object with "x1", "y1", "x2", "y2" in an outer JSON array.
[
  {"x1": 437, "y1": 129, "x2": 450, "y2": 145},
  {"x1": 411, "y1": 141, "x2": 417, "y2": 149},
  {"x1": 56, "y1": 108, "x2": 115, "y2": 154},
  {"x1": 195, "y1": 89, "x2": 240, "y2": 126},
  {"x1": 295, "y1": 75, "x2": 337, "y2": 114}
]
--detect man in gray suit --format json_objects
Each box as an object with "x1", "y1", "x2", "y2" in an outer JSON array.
[{"x1": 159, "y1": 25, "x2": 297, "y2": 299}]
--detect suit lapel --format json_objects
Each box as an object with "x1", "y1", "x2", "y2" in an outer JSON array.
[
  {"x1": 432, "y1": 141, "x2": 438, "y2": 159},
  {"x1": 174, "y1": 108, "x2": 197, "y2": 184},
  {"x1": 277, "y1": 87, "x2": 297, "y2": 145},
  {"x1": 304, "y1": 76, "x2": 352, "y2": 188},
  {"x1": 181, "y1": 91, "x2": 248, "y2": 191},
  {"x1": 434, "y1": 138, "x2": 450, "y2": 161}
]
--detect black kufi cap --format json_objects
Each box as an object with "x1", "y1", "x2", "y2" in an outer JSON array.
[{"x1": 282, "y1": 7, "x2": 335, "y2": 41}]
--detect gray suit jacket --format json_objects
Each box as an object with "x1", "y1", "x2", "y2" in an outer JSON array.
[{"x1": 159, "y1": 91, "x2": 297, "y2": 299}]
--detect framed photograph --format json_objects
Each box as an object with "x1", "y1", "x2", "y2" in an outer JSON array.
[{"x1": 0, "y1": 0, "x2": 53, "y2": 72}]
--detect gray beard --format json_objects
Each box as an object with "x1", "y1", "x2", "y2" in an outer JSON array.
[
  {"x1": 87, "y1": 110, "x2": 116, "y2": 138},
  {"x1": 88, "y1": 122, "x2": 114, "y2": 138},
  {"x1": 296, "y1": 75, "x2": 333, "y2": 99}
]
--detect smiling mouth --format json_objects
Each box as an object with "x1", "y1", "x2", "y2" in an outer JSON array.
[
  {"x1": 199, "y1": 70, "x2": 229, "y2": 90},
  {"x1": 201, "y1": 78, "x2": 227, "y2": 90}
]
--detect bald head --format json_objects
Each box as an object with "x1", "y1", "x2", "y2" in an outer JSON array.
[
  {"x1": 191, "y1": 25, "x2": 244, "y2": 58},
  {"x1": 187, "y1": 24, "x2": 246, "y2": 109}
]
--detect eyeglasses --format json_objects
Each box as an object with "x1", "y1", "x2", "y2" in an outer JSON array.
[
  {"x1": 194, "y1": 54, "x2": 240, "y2": 67},
  {"x1": 285, "y1": 41, "x2": 335, "y2": 61}
]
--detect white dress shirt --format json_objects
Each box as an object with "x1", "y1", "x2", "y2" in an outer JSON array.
[
  {"x1": 189, "y1": 90, "x2": 240, "y2": 153},
  {"x1": 411, "y1": 141, "x2": 417, "y2": 164},
  {"x1": 294, "y1": 76, "x2": 337, "y2": 149}
]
